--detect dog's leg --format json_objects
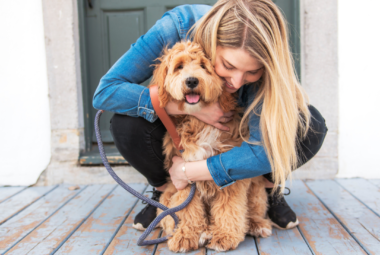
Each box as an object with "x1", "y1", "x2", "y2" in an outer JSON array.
[
  {"x1": 206, "y1": 180, "x2": 250, "y2": 252},
  {"x1": 246, "y1": 177, "x2": 272, "y2": 237},
  {"x1": 157, "y1": 182, "x2": 177, "y2": 234},
  {"x1": 166, "y1": 186, "x2": 208, "y2": 253}
]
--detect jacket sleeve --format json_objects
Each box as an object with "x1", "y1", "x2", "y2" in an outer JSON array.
[
  {"x1": 92, "y1": 13, "x2": 180, "y2": 122},
  {"x1": 206, "y1": 86, "x2": 272, "y2": 189}
]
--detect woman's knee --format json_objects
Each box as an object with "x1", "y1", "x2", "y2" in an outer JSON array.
[
  {"x1": 297, "y1": 105, "x2": 328, "y2": 166},
  {"x1": 110, "y1": 113, "x2": 167, "y2": 160},
  {"x1": 309, "y1": 105, "x2": 328, "y2": 135},
  {"x1": 308, "y1": 105, "x2": 328, "y2": 148},
  {"x1": 111, "y1": 114, "x2": 148, "y2": 139},
  {"x1": 111, "y1": 114, "x2": 164, "y2": 140},
  {"x1": 264, "y1": 105, "x2": 328, "y2": 181}
]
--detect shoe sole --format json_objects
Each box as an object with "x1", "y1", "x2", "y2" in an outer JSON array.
[
  {"x1": 132, "y1": 223, "x2": 160, "y2": 231},
  {"x1": 271, "y1": 218, "x2": 299, "y2": 230}
]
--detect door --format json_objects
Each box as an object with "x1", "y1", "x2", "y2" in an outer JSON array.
[
  {"x1": 78, "y1": 0, "x2": 300, "y2": 156},
  {"x1": 273, "y1": 0, "x2": 301, "y2": 77},
  {"x1": 79, "y1": 0, "x2": 218, "y2": 152}
]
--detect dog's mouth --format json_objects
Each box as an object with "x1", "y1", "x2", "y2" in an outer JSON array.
[{"x1": 185, "y1": 93, "x2": 201, "y2": 104}]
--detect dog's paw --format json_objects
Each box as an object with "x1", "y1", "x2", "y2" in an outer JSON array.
[
  {"x1": 249, "y1": 226, "x2": 272, "y2": 238},
  {"x1": 167, "y1": 231, "x2": 199, "y2": 252},
  {"x1": 248, "y1": 219, "x2": 272, "y2": 238},
  {"x1": 199, "y1": 230, "x2": 213, "y2": 246},
  {"x1": 206, "y1": 234, "x2": 243, "y2": 252}
]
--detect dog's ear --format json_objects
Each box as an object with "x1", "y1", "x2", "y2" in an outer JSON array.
[
  {"x1": 151, "y1": 56, "x2": 170, "y2": 108},
  {"x1": 219, "y1": 89, "x2": 237, "y2": 113},
  {"x1": 202, "y1": 57, "x2": 224, "y2": 103},
  {"x1": 158, "y1": 81, "x2": 170, "y2": 108}
]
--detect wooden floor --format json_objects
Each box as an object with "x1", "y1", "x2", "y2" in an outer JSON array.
[{"x1": 1, "y1": 179, "x2": 379, "y2": 255}]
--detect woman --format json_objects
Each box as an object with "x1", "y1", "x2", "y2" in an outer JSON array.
[{"x1": 93, "y1": 0, "x2": 327, "y2": 231}]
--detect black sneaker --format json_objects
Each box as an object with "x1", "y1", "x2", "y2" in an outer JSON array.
[
  {"x1": 132, "y1": 188, "x2": 163, "y2": 231},
  {"x1": 266, "y1": 187, "x2": 299, "y2": 230}
]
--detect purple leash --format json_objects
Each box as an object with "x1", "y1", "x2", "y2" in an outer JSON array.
[{"x1": 95, "y1": 110, "x2": 196, "y2": 246}]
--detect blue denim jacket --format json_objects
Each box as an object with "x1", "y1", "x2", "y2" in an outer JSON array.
[{"x1": 93, "y1": 4, "x2": 271, "y2": 189}]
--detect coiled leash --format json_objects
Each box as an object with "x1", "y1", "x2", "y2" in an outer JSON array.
[{"x1": 94, "y1": 85, "x2": 196, "y2": 246}]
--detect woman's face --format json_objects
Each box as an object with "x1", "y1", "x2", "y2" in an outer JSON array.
[{"x1": 214, "y1": 46, "x2": 264, "y2": 93}]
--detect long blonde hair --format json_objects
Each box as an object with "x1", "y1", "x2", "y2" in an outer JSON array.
[{"x1": 189, "y1": 0, "x2": 310, "y2": 192}]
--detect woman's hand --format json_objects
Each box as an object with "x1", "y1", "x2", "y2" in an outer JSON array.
[
  {"x1": 192, "y1": 102, "x2": 234, "y2": 131},
  {"x1": 165, "y1": 101, "x2": 234, "y2": 131},
  {"x1": 168, "y1": 156, "x2": 189, "y2": 190}
]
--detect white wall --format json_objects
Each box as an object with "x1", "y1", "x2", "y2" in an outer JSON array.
[
  {"x1": 0, "y1": 0, "x2": 51, "y2": 185},
  {"x1": 338, "y1": 0, "x2": 380, "y2": 178},
  {"x1": 294, "y1": 0, "x2": 339, "y2": 179}
]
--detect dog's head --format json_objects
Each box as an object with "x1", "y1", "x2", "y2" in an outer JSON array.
[{"x1": 151, "y1": 41, "x2": 234, "y2": 114}]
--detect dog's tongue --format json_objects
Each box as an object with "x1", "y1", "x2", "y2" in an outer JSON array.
[{"x1": 186, "y1": 94, "x2": 200, "y2": 103}]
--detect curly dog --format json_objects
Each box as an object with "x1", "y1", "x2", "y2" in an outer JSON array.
[{"x1": 150, "y1": 41, "x2": 272, "y2": 252}]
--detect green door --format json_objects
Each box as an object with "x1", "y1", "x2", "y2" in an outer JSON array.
[
  {"x1": 79, "y1": 0, "x2": 218, "y2": 153},
  {"x1": 78, "y1": 0, "x2": 300, "y2": 159},
  {"x1": 273, "y1": 0, "x2": 301, "y2": 78}
]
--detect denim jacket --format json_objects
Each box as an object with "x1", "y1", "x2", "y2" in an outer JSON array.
[{"x1": 93, "y1": 4, "x2": 271, "y2": 189}]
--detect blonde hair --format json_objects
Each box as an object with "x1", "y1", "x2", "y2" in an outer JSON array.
[{"x1": 189, "y1": 0, "x2": 310, "y2": 192}]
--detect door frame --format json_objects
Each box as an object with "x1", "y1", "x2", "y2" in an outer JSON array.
[{"x1": 78, "y1": 0, "x2": 92, "y2": 151}]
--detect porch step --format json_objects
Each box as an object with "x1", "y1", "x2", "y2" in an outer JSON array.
[{"x1": 79, "y1": 144, "x2": 128, "y2": 165}]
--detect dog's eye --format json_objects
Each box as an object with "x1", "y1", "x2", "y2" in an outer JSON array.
[
  {"x1": 176, "y1": 64, "x2": 183, "y2": 70},
  {"x1": 201, "y1": 64, "x2": 206, "y2": 69}
]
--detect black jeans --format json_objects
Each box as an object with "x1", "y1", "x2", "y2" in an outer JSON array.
[{"x1": 110, "y1": 105, "x2": 328, "y2": 187}]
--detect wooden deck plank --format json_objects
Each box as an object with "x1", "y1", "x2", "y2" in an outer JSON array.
[
  {"x1": 256, "y1": 228, "x2": 312, "y2": 255},
  {"x1": 54, "y1": 184, "x2": 146, "y2": 255},
  {"x1": 206, "y1": 236, "x2": 258, "y2": 255},
  {"x1": 286, "y1": 180, "x2": 366, "y2": 255},
  {"x1": 336, "y1": 178, "x2": 380, "y2": 216},
  {"x1": 103, "y1": 186, "x2": 163, "y2": 255},
  {"x1": 0, "y1": 186, "x2": 56, "y2": 225},
  {"x1": 3, "y1": 179, "x2": 378, "y2": 255},
  {"x1": 0, "y1": 187, "x2": 26, "y2": 203},
  {"x1": 367, "y1": 179, "x2": 380, "y2": 188},
  {"x1": 6, "y1": 184, "x2": 116, "y2": 255},
  {"x1": 306, "y1": 179, "x2": 380, "y2": 254},
  {"x1": 0, "y1": 185, "x2": 83, "y2": 254}
]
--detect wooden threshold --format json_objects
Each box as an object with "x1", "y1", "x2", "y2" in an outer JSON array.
[{"x1": 79, "y1": 144, "x2": 128, "y2": 165}]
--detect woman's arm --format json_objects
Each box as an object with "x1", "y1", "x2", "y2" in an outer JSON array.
[
  {"x1": 168, "y1": 85, "x2": 272, "y2": 190},
  {"x1": 168, "y1": 156, "x2": 212, "y2": 190},
  {"x1": 165, "y1": 101, "x2": 234, "y2": 131},
  {"x1": 92, "y1": 14, "x2": 180, "y2": 122},
  {"x1": 92, "y1": 11, "x2": 233, "y2": 130},
  {"x1": 169, "y1": 113, "x2": 271, "y2": 190}
]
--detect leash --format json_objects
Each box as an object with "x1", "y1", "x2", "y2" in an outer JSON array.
[
  {"x1": 149, "y1": 85, "x2": 184, "y2": 151},
  {"x1": 94, "y1": 85, "x2": 195, "y2": 246}
]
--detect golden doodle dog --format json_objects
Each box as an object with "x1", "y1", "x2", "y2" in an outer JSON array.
[{"x1": 150, "y1": 41, "x2": 272, "y2": 252}]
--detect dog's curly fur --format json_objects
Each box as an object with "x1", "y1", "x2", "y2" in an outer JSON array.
[{"x1": 150, "y1": 41, "x2": 272, "y2": 252}]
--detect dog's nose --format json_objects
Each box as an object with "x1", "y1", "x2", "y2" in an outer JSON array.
[{"x1": 185, "y1": 77, "x2": 199, "y2": 89}]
